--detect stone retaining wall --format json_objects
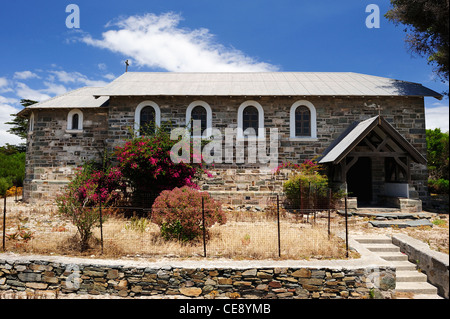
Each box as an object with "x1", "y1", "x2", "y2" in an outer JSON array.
[{"x1": 0, "y1": 255, "x2": 395, "y2": 299}]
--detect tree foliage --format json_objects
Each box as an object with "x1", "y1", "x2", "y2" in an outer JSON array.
[
  {"x1": 426, "y1": 128, "x2": 449, "y2": 180},
  {"x1": 385, "y1": 0, "x2": 449, "y2": 84},
  {"x1": 0, "y1": 151, "x2": 25, "y2": 188},
  {"x1": 5, "y1": 99, "x2": 38, "y2": 140}
]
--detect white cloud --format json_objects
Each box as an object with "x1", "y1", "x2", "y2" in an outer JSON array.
[
  {"x1": 13, "y1": 71, "x2": 40, "y2": 80},
  {"x1": 49, "y1": 70, "x2": 109, "y2": 87},
  {"x1": 425, "y1": 105, "x2": 449, "y2": 132},
  {"x1": 0, "y1": 77, "x2": 8, "y2": 87},
  {"x1": 98, "y1": 63, "x2": 107, "y2": 70},
  {"x1": 82, "y1": 12, "x2": 278, "y2": 72},
  {"x1": 0, "y1": 69, "x2": 109, "y2": 146},
  {"x1": 0, "y1": 101, "x2": 24, "y2": 146},
  {"x1": 15, "y1": 82, "x2": 52, "y2": 102},
  {"x1": 103, "y1": 73, "x2": 116, "y2": 80}
]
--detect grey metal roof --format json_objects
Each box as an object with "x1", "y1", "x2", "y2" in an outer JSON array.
[
  {"x1": 17, "y1": 87, "x2": 109, "y2": 116},
  {"x1": 318, "y1": 115, "x2": 427, "y2": 165},
  {"x1": 92, "y1": 72, "x2": 442, "y2": 99},
  {"x1": 319, "y1": 116, "x2": 379, "y2": 164}
]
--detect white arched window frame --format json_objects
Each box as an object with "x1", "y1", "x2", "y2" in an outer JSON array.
[
  {"x1": 28, "y1": 112, "x2": 35, "y2": 133},
  {"x1": 186, "y1": 100, "x2": 213, "y2": 138},
  {"x1": 289, "y1": 100, "x2": 317, "y2": 140},
  {"x1": 67, "y1": 109, "x2": 83, "y2": 132},
  {"x1": 134, "y1": 101, "x2": 161, "y2": 136},
  {"x1": 237, "y1": 100, "x2": 265, "y2": 140}
]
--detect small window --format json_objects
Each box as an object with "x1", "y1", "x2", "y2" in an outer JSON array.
[
  {"x1": 67, "y1": 109, "x2": 83, "y2": 131},
  {"x1": 29, "y1": 112, "x2": 34, "y2": 132},
  {"x1": 237, "y1": 100, "x2": 264, "y2": 139},
  {"x1": 134, "y1": 101, "x2": 161, "y2": 136},
  {"x1": 243, "y1": 106, "x2": 259, "y2": 136},
  {"x1": 191, "y1": 105, "x2": 207, "y2": 134},
  {"x1": 186, "y1": 101, "x2": 213, "y2": 137},
  {"x1": 72, "y1": 113, "x2": 79, "y2": 130},
  {"x1": 295, "y1": 106, "x2": 311, "y2": 137},
  {"x1": 289, "y1": 100, "x2": 317, "y2": 139},
  {"x1": 140, "y1": 106, "x2": 156, "y2": 135}
]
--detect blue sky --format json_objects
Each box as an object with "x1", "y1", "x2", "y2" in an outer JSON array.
[{"x1": 0, "y1": 0, "x2": 448, "y2": 145}]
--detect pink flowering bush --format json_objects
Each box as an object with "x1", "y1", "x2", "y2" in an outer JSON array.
[
  {"x1": 151, "y1": 186, "x2": 226, "y2": 242},
  {"x1": 115, "y1": 127, "x2": 209, "y2": 198},
  {"x1": 56, "y1": 163, "x2": 126, "y2": 251}
]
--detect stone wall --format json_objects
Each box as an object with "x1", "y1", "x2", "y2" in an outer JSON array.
[
  {"x1": 23, "y1": 95, "x2": 428, "y2": 205},
  {"x1": 0, "y1": 256, "x2": 396, "y2": 299},
  {"x1": 23, "y1": 108, "x2": 109, "y2": 202}
]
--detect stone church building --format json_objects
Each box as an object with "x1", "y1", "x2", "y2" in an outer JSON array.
[{"x1": 18, "y1": 72, "x2": 442, "y2": 210}]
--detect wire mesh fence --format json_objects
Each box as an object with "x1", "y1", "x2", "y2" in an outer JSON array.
[{"x1": 2, "y1": 188, "x2": 350, "y2": 260}]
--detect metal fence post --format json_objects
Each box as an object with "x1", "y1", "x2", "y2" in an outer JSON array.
[
  {"x1": 202, "y1": 196, "x2": 206, "y2": 258},
  {"x1": 277, "y1": 194, "x2": 281, "y2": 258},
  {"x1": 328, "y1": 188, "x2": 331, "y2": 238},
  {"x1": 2, "y1": 196, "x2": 6, "y2": 251},
  {"x1": 344, "y1": 195, "x2": 349, "y2": 258},
  {"x1": 99, "y1": 200, "x2": 103, "y2": 254}
]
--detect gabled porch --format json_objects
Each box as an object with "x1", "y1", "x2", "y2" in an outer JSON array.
[{"x1": 319, "y1": 115, "x2": 427, "y2": 212}]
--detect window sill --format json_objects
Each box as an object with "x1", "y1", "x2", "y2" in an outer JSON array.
[
  {"x1": 289, "y1": 137, "x2": 319, "y2": 142},
  {"x1": 65, "y1": 129, "x2": 83, "y2": 134}
]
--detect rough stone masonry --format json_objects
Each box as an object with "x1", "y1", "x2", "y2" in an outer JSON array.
[{"x1": 0, "y1": 255, "x2": 396, "y2": 299}]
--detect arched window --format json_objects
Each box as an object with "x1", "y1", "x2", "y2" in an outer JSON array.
[
  {"x1": 134, "y1": 101, "x2": 161, "y2": 136},
  {"x1": 295, "y1": 106, "x2": 311, "y2": 137},
  {"x1": 139, "y1": 106, "x2": 156, "y2": 134},
  {"x1": 67, "y1": 109, "x2": 83, "y2": 131},
  {"x1": 29, "y1": 112, "x2": 34, "y2": 133},
  {"x1": 186, "y1": 101, "x2": 213, "y2": 137},
  {"x1": 290, "y1": 100, "x2": 317, "y2": 139},
  {"x1": 72, "y1": 113, "x2": 79, "y2": 130},
  {"x1": 243, "y1": 106, "x2": 259, "y2": 135},
  {"x1": 191, "y1": 105, "x2": 207, "y2": 134},
  {"x1": 237, "y1": 100, "x2": 264, "y2": 139}
]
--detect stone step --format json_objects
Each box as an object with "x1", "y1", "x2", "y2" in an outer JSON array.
[
  {"x1": 395, "y1": 281, "x2": 438, "y2": 295},
  {"x1": 396, "y1": 270, "x2": 428, "y2": 282},
  {"x1": 390, "y1": 260, "x2": 418, "y2": 271},
  {"x1": 369, "y1": 219, "x2": 433, "y2": 228},
  {"x1": 352, "y1": 236, "x2": 392, "y2": 244},
  {"x1": 366, "y1": 244, "x2": 400, "y2": 253},
  {"x1": 379, "y1": 252, "x2": 409, "y2": 261}
]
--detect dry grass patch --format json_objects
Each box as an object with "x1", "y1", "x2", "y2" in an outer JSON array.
[{"x1": 2, "y1": 200, "x2": 348, "y2": 260}]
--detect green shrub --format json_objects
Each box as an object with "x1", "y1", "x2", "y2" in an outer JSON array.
[
  {"x1": 151, "y1": 186, "x2": 226, "y2": 242},
  {"x1": 280, "y1": 160, "x2": 329, "y2": 208},
  {"x1": 0, "y1": 152, "x2": 25, "y2": 187},
  {"x1": 0, "y1": 177, "x2": 12, "y2": 197}
]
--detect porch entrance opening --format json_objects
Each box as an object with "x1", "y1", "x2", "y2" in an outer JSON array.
[{"x1": 347, "y1": 157, "x2": 372, "y2": 206}]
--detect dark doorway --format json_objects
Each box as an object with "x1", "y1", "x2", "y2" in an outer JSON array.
[{"x1": 347, "y1": 157, "x2": 372, "y2": 205}]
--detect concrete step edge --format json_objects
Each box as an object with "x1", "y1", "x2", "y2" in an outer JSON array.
[
  {"x1": 395, "y1": 282, "x2": 438, "y2": 294},
  {"x1": 366, "y1": 244, "x2": 400, "y2": 252},
  {"x1": 396, "y1": 270, "x2": 428, "y2": 282},
  {"x1": 390, "y1": 261, "x2": 417, "y2": 271},
  {"x1": 380, "y1": 253, "x2": 409, "y2": 261}
]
